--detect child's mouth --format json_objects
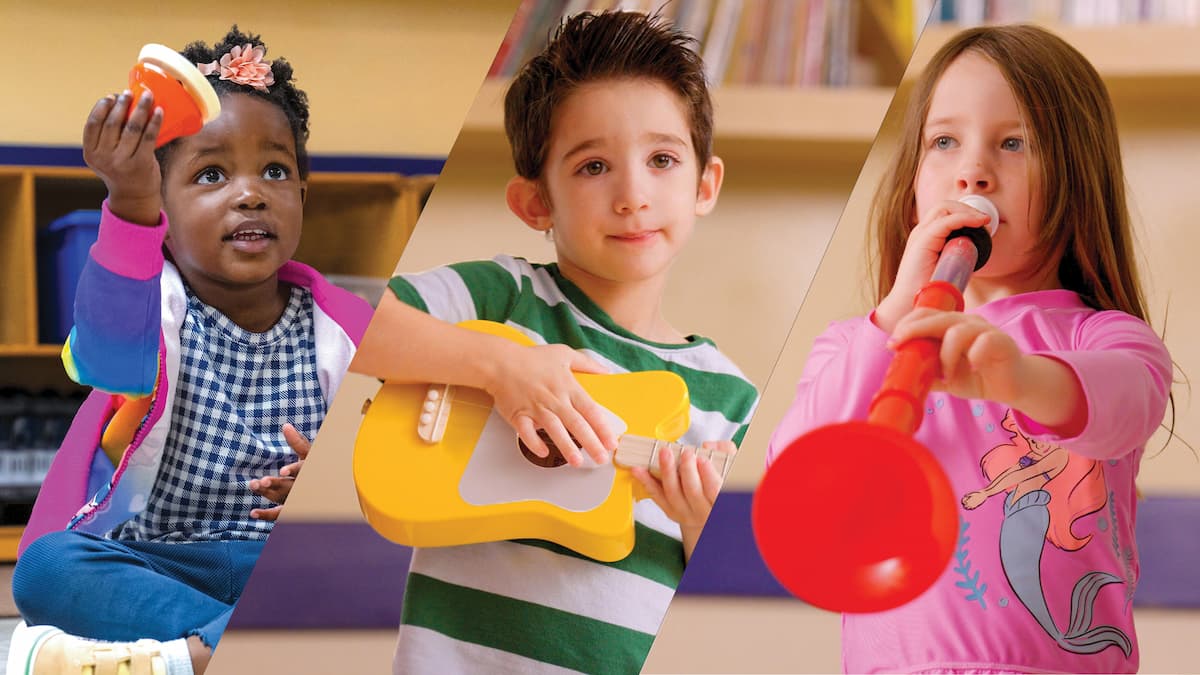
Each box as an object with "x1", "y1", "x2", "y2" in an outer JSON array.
[
  {"x1": 611, "y1": 231, "x2": 659, "y2": 243},
  {"x1": 227, "y1": 229, "x2": 274, "y2": 241},
  {"x1": 225, "y1": 227, "x2": 277, "y2": 252}
]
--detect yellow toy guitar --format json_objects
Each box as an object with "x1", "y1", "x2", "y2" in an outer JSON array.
[{"x1": 352, "y1": 320, "x2": 733, "y2": 562}]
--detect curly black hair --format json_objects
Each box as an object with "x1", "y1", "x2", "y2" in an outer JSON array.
[{"x1": 155, "y1": 25, "x2": 311, "y2": 178}]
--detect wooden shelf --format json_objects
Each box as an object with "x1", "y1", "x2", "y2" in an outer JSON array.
[
  {"x1": 464, "y1": 79, "x2": 897, "y2": 146},
  {"x1": 0, "y1": 525, "x2": 22, "y2": 561},
  {"x1": 467, "y1": 22, "x2": 1200, "y2": 153},
  {"x1": 0, "y1": 344, "x2": 64, "y2": 358},
  {"x1": 0, "y1": 164, "x2": 432, "y2": 350},
  {"x1": 0, "y1": 165, "x2": 433, "y2": 359}
]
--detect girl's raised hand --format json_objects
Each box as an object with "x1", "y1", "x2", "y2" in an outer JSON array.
[
  {"x1": 888, "y1": 307, "x2": 1024, "y2": 404},
  {"x1": 82, "y1": 90, "x2": 164, "y2": 226},
  {"x1": 875, "y1": 199, "x2": 991, "y2": 333}
]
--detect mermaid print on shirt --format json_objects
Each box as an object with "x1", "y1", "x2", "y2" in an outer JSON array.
[{"x1": 961, "y1": 410, "x2": 1132, "y2": 656}]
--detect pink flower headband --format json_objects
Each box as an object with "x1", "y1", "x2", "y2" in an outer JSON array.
[{"x1": 196, "y1": 44, "x2": 275, "y2": 92}]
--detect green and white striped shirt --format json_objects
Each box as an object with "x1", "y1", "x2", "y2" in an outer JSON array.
[{"x1": 389, "y1": 256, "x2": 758, "y2": 675}]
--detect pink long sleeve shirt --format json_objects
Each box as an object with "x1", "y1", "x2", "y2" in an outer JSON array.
[{"x1": 767, "y1": 290, "x2": 1172, "y2": 674}]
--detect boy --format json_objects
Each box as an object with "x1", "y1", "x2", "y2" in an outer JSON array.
[{"x1": 352, "y1": 11, "x2": 758, "y2": 674}]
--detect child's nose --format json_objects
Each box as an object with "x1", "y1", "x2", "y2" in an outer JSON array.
[
  {"x1": 956, "y1": 153, "x2": 995, "y2": 193},
  {"x1": 235, "y1": 178, "x2": 268, "y2": 210},
  {"x1": 613, "y1": 172, "x2": 649, "y2": 214}
]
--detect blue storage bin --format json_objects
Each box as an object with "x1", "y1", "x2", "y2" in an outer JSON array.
[{"x1": 37, "y1": 210, "x2": 102, "y2": 344}]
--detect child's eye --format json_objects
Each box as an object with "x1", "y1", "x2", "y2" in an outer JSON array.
[
  {"x1": 1001, "y1": 137, "x2": 1025, "y2": 152},
  {"x1": 932, "y1": 136, "x2": 957, "y2": 150},
  {"x1": 263, "y1": 165, "x2": 290, "y2": 181},
  {"x1": 649, "y1": 154, "x2": 677, "y2": 169},
  {"x1": 195, "y1": 168, "x2": 225, "y2": 185},
  {"x1": 579, "y1": 160, "x2": 607, "y2": 176}
]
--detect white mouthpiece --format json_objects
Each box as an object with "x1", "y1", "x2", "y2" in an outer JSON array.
[{"x1": 958, "y1": 195, "x2": 999, "y2": 236}]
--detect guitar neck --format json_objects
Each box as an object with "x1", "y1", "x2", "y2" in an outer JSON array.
[{"x1": 613, "y1": 436, "x2": 734, "y2": 481}]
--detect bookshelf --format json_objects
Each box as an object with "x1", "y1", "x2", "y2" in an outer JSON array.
[
  {"x1": 459, "y1": 1, "x2": 924, "y2": 163},
  {"x1": 913, "y1": 23, "x2": 1200, "y2": 80},
  {"x1": 0, "y1": 166, "x2": 428, "y2": 360}
]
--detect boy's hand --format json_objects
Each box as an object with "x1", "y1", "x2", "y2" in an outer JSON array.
[
  {"x1": 631, "y1": 441, "x2": 734, "y2": 561},
  {"x1": 249, "y1": 423, "x2": 311, "y2": 522},
  {"x1": 82, "y1": 90, "x2": 164, "y2": 227},
  {"x1": 487, "y1": 343, "x2": 618, "y2": 467},
  {"x1": 887, "y1": 307, "x2": 1023, "y2": 404}
]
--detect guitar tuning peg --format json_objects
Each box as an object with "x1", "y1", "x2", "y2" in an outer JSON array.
[{"x1": 417, "y1": 383, "x2": 454, "y2": 444}]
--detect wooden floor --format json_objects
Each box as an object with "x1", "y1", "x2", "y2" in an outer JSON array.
[{"x1": 4, "y1": 571, "x2": 1200, "y2": 673}]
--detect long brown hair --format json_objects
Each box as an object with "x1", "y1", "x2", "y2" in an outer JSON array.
[{"x1": 870, "y1": 24, "x2": 1146, "y2": 322}]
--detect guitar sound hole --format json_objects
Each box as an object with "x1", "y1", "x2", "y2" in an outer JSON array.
[{"x1": 518, "y1": 429, "x2": 572, "y2": 468}]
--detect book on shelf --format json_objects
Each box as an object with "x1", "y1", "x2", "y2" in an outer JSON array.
[
  {"x1": 824, "y1": 0, "x2": 858, "y2": 86},
  {"x1": 488, "y1": 0, "x2": 538, "y2": 77},
  {"x1": 926, "y1": 0, "x2": 1200, "y2": 25},
  {"x1": 703, "y1": 0, "x2": 743, "y2": 84}
]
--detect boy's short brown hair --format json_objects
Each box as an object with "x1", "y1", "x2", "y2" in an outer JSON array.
[{"x1": 504, "y1": 11, "x2": 714, "y2": 180}]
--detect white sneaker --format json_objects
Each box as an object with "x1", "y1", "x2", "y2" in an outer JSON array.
[{"x1": 6, "y1": 621, "x2": 167, "y2": 675}]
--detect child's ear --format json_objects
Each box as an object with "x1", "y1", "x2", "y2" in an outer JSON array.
[
  {"x1": 694, "y1": 156, "x2": 725, "y2": 216},
  {"x1": 300, "y1": 180, "x2": 308, "y2": 205},
  {"x1": 506, "y1": 176, "x2": 552, "y2": 232}
]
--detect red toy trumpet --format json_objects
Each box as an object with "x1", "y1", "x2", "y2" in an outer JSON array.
[{"x1": 752, "y1": 195, "x2": 999, "y2": 613}]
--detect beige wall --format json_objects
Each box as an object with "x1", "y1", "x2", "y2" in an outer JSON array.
[{"x1": 0, "y1": 0, "x2": 518, "y2": 156}]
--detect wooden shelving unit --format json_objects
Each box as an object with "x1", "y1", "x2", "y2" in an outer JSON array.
[
  {"x1": 0, "y1": 166, "x2": 430, "y2": 357},
  {"x1": 0, "y1": 525, "x2": 22, "y2": 560},
  {"x1": 466, "y1": 21, "x2": 1200, "y2": 163},
  {"x1": 913, "y1": 23, "x2": 1200, "y2": 81},
  {"x1": 463, "y1": 79, "x2": 899, "y2": 147},
  {"x1": 454, "y1": 1, "x2": 921, "y2": 164}
]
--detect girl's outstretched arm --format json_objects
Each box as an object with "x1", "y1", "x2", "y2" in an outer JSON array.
[{"x1": 889, "y1": 308, "x2": 1172, "y2": 460}]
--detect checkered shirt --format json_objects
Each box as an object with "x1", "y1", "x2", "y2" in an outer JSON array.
[{"x1": 112, "y1": 285, "x2": 325, "y2": 542}]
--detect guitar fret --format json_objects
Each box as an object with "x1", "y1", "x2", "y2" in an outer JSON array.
[{"x1": 614, "y1": 436, "x2": 733, "y2": 480}]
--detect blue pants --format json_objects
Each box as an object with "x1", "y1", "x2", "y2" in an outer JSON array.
[{"x1": 11, "y1": 530, "x2": 265, "y2": 649}]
